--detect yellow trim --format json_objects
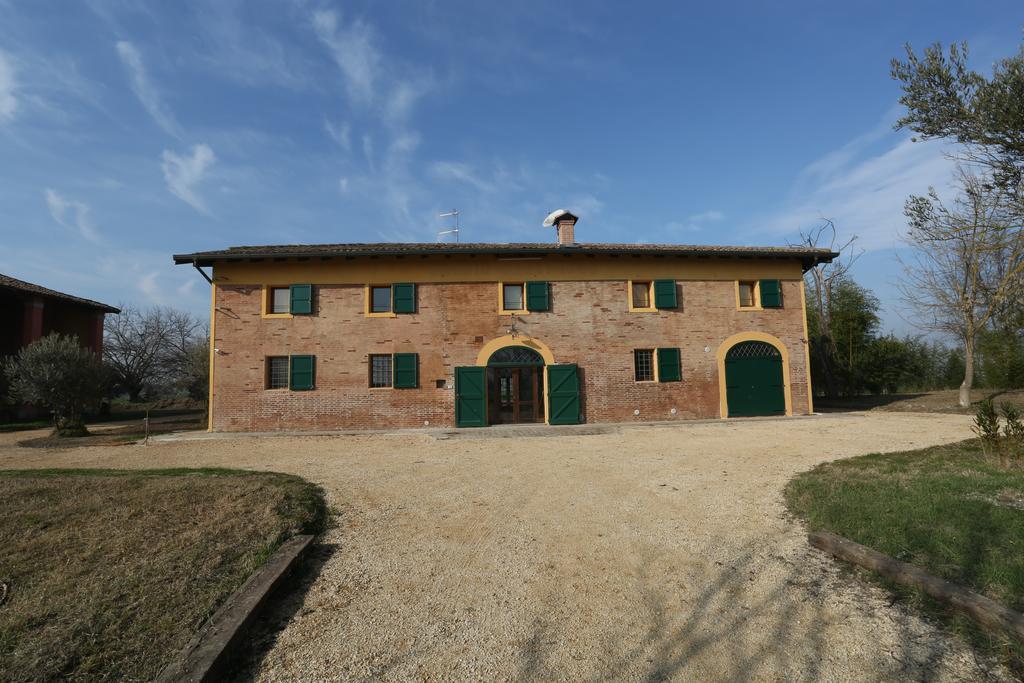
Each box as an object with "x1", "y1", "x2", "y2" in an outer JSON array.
[
  {"x1": 627, "y1": 280, "x2": 656, "y2": 312},
  {"x1": 498, "y1": 281, "x2": 528, "y2": 315},
  {"x1": 717, "y1": 331, "x2": 793, "y2": 418},
  {"x1": 735, "y1": 280, "x2": 762, "y2": 311},
  {"x1": 475, "y1": 335, "x2": 556, "y2": 426},
  {"x1": 207, "y1": 283, "x2": 216, "y2": 431},
  {"x1": 261, "y1": 285, "x2": 293, "y2": 319},
  {"x1": 215, "y1": 254, "x2": 804, "y2": 287},
  {"x1": 364, "y1": 284, "x2": 397, "y2": 318},
  {"x1": 800, "y1": 280, "x2": 814, "y2": 414}
]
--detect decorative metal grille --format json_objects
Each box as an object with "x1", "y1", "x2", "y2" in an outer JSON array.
[
  {"x1": 488, "y1": 346, "x2": 544, "y2": 365},
  {"x1": 370, "y1": 354, "x2": 393, "y2": 387},
  {"x1": 267, "y1": 356, "x2": 289, "y2": 389},
  {"x1": 634, "y1": 349, "x2": 654, "y2": 381},
  {"x1": 726, "y1": 341, "x2": 781, "y2": 359}
]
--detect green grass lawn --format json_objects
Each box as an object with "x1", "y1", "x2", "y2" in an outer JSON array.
[
  {"x1": 0, "y1": 468, "x2": 327, "y2": 682},
  {"x1": 786, "y1": 440, "x2": 1024, "y2": 670}
]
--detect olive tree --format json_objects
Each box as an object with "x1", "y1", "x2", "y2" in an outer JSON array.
[{"x1": 3, "y1": 333, "x2": 109, "y2": 436}]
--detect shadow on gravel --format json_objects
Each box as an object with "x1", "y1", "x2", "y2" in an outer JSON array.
[
  {"x1": 224, "y1": 543, "x2": 338, "y2": 680},
  {"x1": 517, "y1": 540, "x2": 988, "y2": 682}
]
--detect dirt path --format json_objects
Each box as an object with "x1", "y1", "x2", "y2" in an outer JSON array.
[{"x1": 0, "y1": 413, "x2": 1012, "y2": 681}]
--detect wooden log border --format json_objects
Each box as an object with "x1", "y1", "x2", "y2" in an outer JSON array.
[
  {"x1": 809, "y1": 531, "x2": 1024, "y2": 642},
  {"x1": 156, "y1": 534, "x2": 315, "y2": 682}
]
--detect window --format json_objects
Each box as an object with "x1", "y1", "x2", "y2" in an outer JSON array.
[
  {"x1": 370, "y1": 286, "x2": 392, "y2": 313},
  {"x1": 266, "y1": 356, "x2": 288, "y2": 389},
  {"x1": 370, "y1": 354, "x2": 393, "y2": 388},
  {"x1": 631, "y1": 281, "x2": 652, "y2": 309},
  {"x1": 502, "y1": 283, "x2": 524, "y2": 311},
  {"x1": 634, "y1": 349, "x2": 654, "y2": 382},
  {"x1": 738, "y1": 281, "x2": 757, "y2": 308},
  {"x1": 270, "y1": 287, "x2": 290, "y2": 314}
]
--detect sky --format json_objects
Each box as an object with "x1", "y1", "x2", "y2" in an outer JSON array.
[{"x1": 0, "y1": 1, "x2": 1021, "y2": 334}]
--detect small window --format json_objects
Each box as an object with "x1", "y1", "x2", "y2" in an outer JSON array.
[
  {"x1": 370, "y1": 354, "x2": 393, "y2": 388},
  {"x1": 502, "y1": 283, "x2": 524, "y2": 311},
  {"x1": 631, "y1": 281, "x2": 652, "y2": 309},
  {"x1": 270, "y1": 287, "x2": 290, "y2": 314},
  {"x1": 266, "y1": 356, "x2": 288, "y2": 389},
  {"x1": 371, "y1": 286, "x2": 392, "y2": 313},
  {"x1": 634, "y1": 349, "x2": 654, "y2": 382},
  {"x1": 738, "y1": 281, "x2": 757, "y2": 308}
]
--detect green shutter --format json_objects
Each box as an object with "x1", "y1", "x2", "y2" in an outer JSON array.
[
  {"x1": 455, "y1": 367, "x2": 487, "y2": 427},
  {"x1": 393, "y1": 353, "x2": 418, "y2": 388},
  {"x1": 653, "y1": 279, "x2": 677, "y2": 309},
  {"x1": 289, "y1": 355, "x2": 315, "y2": 391},
  {"x1": 547, "y1": 364, "x2": 581, "y2": 424},
  {"x1": 392, "y1": 283, "x2": 416, "y2": 314},
  {"x1": 525, "y1": 281, "x2": 550, "y2": 312},
  {"x1": 289, "y1": 284, "x2": 312, "y2": 314},
  {"x1": 759, "y1": 279, "x2": 782, "y2": 308},
  {"x1": 657, "y1": 348, "x2": 681, "y2": 382}
]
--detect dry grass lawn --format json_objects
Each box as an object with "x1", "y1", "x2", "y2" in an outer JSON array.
[{"x1": 0, "y1": 469, "x2": 326, "y2": 682}]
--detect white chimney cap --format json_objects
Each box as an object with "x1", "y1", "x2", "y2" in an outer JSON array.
[{"x1": 542, "y1": 209, "x2": 578, "y2": 227}]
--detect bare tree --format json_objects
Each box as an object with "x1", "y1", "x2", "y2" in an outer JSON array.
[
  {"x1": 900, "y1": 167, "x2": 1024, "y2": 407},
  {"x1": 792, "y1": 219, "x2": 861, "y2": 398},
  {"x1": 103, "y1": 304, "x2": 206, "y2": 402}
]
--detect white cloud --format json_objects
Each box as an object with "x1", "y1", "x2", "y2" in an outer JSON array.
[
  {"x1": 311, "y1": 9, "x2": 432, "y2": 125},
  {"x1": 312, "y1": 10, "x2": 379, "y2": 105},
  {"x1": 116, "y1": 40, "x2": 182, "y2": 138},
  {"x1": 666, "y1": 209, "x2": 725, "y2": 235},
  {"x1": 0, "y1": 51, "x2": 17, "y2": 123},
  {"x1": 688, "y1": 210, "x2": 724, "y2": 223},
  {"x1": 756, "y1": 132, "x2": 956, "y2": 251},
  {"x1": 362, "y1": 133, "x2": 374, "y2": 170},
  {"x1": 139, "y1": 270, "x2": 161, "y2": 302},
  {"x1": 325, "y1": 118, "x2": 351, "y2": 150},
  {"x1": 44, "y1": 189, "x2": 100, "y2": 242},
  {"x1": 429, "y1": 161, "x2": 494, "y2": 192},
  {"x1": 161, "y1": 143, "x2": 216, "y2": 213},
  {"x1": 338, "y1": 177, "x2": 349, "y2": 193}
]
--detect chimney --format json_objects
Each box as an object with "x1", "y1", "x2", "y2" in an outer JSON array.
[
  {"x1": 556, "y1": 214, "x2": 577, "y2": 245},
  {"x1": 543, "y1": 209, "x2": 579, "y2": 246}
]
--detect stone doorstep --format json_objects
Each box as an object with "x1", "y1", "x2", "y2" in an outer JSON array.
[{"x1": 155, "y1": 534, "x2": 314, "y2": 683}]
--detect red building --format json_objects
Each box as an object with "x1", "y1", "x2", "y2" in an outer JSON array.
[{"x1": 0, "y1": 273, "x2": 119, "y2": 358}]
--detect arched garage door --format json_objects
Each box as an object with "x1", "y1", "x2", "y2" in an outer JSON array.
[{"x1": 725, "y1": 341, "x2": 785, "y2": 417}]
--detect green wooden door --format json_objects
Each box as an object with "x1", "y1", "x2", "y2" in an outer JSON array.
[
  {"x1": 455, "y1": 366, "x2": 487, "y2": 427},
  {"x1": 725, "y1": 341, "x2": 785, "y2": 417},
  {"x1": 547, "y1": 364, "x2": 581, "y2": 425}
]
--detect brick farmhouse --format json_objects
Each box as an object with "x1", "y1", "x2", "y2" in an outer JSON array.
[{"x1": 174, "y1": 212, "x2": 836, "y2": 432}]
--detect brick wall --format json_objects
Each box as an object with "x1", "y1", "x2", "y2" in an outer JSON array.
[{"x1": 211, "y1": 277, "x2": 810, "y2": 431}]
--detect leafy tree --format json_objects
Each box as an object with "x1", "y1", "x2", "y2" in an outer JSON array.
[
  {"x1": 797, "y1": 219, "x2": 861, "y2": 397},
  {"x1": 892, "y1": 41, "x2": 1024, "y2": 188},
  {"x1": 2, "y1": 334, "x2": 109, "y2": 436}
]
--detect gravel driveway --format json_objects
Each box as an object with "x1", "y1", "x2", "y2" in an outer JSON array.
[{"x1": 0, "y1": 412, "x2": 1012, "y2": 681}]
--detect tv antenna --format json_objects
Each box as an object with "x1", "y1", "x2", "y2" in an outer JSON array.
[{"x1": 437, "y1": 209, "x2": 460, "y2": 243}]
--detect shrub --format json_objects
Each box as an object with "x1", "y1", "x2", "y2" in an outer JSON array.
[
  {"x1": 972, "y1": 399, "x2": 1001, "y2": 458},
  {"x1": 2, "y1": 334, "x2": 109, "y2": 436},
  {"x1": 1002, "y1": 403, "x2": 1024, "y2": 465}
]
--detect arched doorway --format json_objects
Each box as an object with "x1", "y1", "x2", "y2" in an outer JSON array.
[
  {"x1": 724, "y1": 340, "x2": 786, "y2": 417},
  {"x1": 487, "y1": 346, "x2": 545, "y2": 424}
]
